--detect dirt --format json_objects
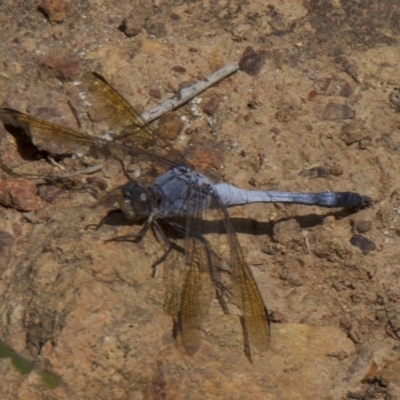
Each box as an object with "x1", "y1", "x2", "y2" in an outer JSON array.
[{"x1": 1, "y1": 1, "x2": 400, "y2": 399}]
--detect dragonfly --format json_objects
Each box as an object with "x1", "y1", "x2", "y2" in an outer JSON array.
[{"x1": 0, "y1": 72, "x2": 371, "y2": 360}]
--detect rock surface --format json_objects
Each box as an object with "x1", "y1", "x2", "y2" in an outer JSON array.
[{"x1": 0, "y1": 1, "x2": 399, "y2": 399}]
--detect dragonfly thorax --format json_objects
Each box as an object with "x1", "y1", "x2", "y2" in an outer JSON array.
[{"x1": 119, "y1": 180, "x2": 156, "y2": 219}]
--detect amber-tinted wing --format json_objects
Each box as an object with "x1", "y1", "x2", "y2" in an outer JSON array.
[
  {"x1": 164, "y1": 180, "x2": 269, "y2": 358},
  {"x1": 0, "y1": 72, "x2": 192, "y2": 170},
  {"x1": 233, "y1": 258, "x2": 270, "y2": 356},
  {"x1": 163, "y1": 184, "x2": 216, "y2": 354},
  {"x1": 0, "y1": 106, "x2": 151, "y2": 173},
  {"x1": 0, "y1": 108, "x2": 104, "y2": 156},
  {"x1": 214, "y1": 192, "x2": 270, "y2": 359},
  {"x1": 164, "y1": 236, "x2": 215, "y2": 355},
  {"x1": 81, "y1": 72, "x2": 191, "y2": 168}
]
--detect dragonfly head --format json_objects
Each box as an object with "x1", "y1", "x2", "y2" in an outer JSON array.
[{"x1": 119, "y1": 181, "x2": 153, "y2": 219}]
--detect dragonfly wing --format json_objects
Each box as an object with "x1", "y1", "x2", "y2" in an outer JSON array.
[
  {"x1": 1, "y1": 72, "x2": 192, "y2": 170},
  {"x1": 212, "y1": 191, "x2": 270, "y2": 358},
  {"x1": 163, "y1": 183, "x2": 216, "y2": 355},
  {"x1": 178, "y1": 236, "x2": 214, "y2": 355},
  {"x1": 233, "y1": 257, "x2": 270, "y2": 356},
  {"x1": 163, "y1": 243, "x2": 185, "y2": 318},
  {"x1": 166, "y1": 180, "x2": 269, "y2": 358},
  {"x1": 163, "y1": 223, "x2": 216, "y2": 355},
  {"x1": 0, "y1": 108, "x2": 96, "y2": 155},
  {"x1": 0, "y1": 107, "x2": 147, "y2": 167},
  {"x1": 81, "y1": 72, "x2": 144, "y2": 135},
  {"x1": 81, "y1": 72, "x2": 191, "y2": 168}
]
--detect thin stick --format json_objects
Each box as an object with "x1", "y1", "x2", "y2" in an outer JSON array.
[
  {"x1": 47, "y1": 156, "x2": 68, "y2": 172},
  {"x1": 141, "y1": 61, "x2": 239, "y2": 123}
]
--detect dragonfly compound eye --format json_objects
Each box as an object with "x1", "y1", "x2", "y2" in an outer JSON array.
[
  {"x1": 119, "y1": 181, "x2": 152, "y2": 219},
  {"x1": 118, "y1": 191, "x2": 136, "y2": 220}
]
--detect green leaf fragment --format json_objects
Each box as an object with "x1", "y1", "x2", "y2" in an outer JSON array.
[
  {"x1": 11, "y1": 353, "x2": 34, "y2": 374},
  {"x1": 0, "y1": 340, "x2": 15, "y2": 358},
  {"x1": 0, "y1": 339, "x2": 61, "y2": 389},
  {"x1": 39, "y1": 369, "x2": 61, "y2": 389}
]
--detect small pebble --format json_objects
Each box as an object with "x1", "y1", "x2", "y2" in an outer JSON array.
[
  {"x1": 149, "y1": 88, "x2": 161, "y2": 99},
  {"x1": 329, "y1": 164, "x2": 344, "y2": 176},
  {"x1": 157, "y1": 113, "x2": 184, "y2": 141},
  {"x1": 350, "y1": 234, "x2": 375, "y2": 255},
  {"x1": 353, "y1": 220, "x2": 372, "y2": 234},
  {"x1": 202, "y1": 96, "x2": 220, "y2": 116},
  {"x1": 120, "y1": 11, "x2": 147, "y2": 37},
  {"x1": 145, "y1": 21, "x2": 167, "y2": 38},
  {"x1": 0, "y1": 231, "x2": 14, "y2": 271},
  {"x1": 39, "y1": 0, "x2": 66, "y2": 24},
  {"x1": 239, "y1": 46, "x2": 268, "y2": 76},
  {"x1": 341, "y1": 121, "x2": 368, "y2": 146},
  {"x1": 0, "y1": 178, "x2": 41, "y2": 211},
  {"x1": 322, "y1": 102, "x2": 355, "y2": 120},
  {"x1": 339, "y1": 83, "x2": 353, "y2": 98},
  {"x1": 231, "y1": 23, "x2": 252, "y2": 40},
  {"x1": 43, "y1": 53, "x2": 81, "y2": 80},
  {"x1": 389, "y1": 87, "x2": 400, "y2": 112},
  {"x1": 299, "y1": 166, "x2": 329, "y2": 179},
  {"x1": 172, "y1": 65, "x2": 186, "y2": 74}
]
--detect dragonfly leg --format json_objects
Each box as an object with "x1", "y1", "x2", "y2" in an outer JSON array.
[
  {"x1": 118, "y1": 158, "x2": 132, "y2": 181},
  {"x1": 215, "y1": 287, "x2": 230, "y2": 315},
  {"x1": 150, "y1": 246, "x2": 173, "y2": 277},
  {"x1": 150, "y1": 220, "x2": 174, "y2": 277},
  {"x1": 105, "y1": 219, "x2": 151, "y2": 243},
  {"x1": 85, "y1": 209, "x2": 123, "y2": 231}
]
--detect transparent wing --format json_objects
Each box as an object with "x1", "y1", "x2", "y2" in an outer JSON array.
[
  {"x1": 0, "y1": 106, "x2": 151, "y2": 173},
  {"x1": 0, "y1": 108, "x2": 103, "y2": 156},
  {"x1": 81, "y1": 72, "x2": 191, "y2": 167},
  {"x1": 178, "y1": 236, "x2": 214, "y2": 354},
  {"x1": 0, "y1": 72, "x2": 192, "y2": 171},
  {"x1": 212, "y1": 189, "x2": 270, "y2": 359},
  {"x1": 164, "y1": 181, "x2": 270, "y2": 358},
  {"x1": 163, "y1": 186, "x2": 215, "y2": 355},
  {"x1": 81, "y1": 71, "x2": 145, "y2": 135}
]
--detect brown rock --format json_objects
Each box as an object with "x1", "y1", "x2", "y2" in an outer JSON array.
[
  {"x1": 157, "y1": 113, "x2": 184, "y2": 141},
  {"x1": 39, "y1": 0, "x2": 66, "y2": 25},
  {"x1": 231, "y1": 23, "x2": 252, "y2": 40},
  {"x1": 43, "y1": 53, "x2": 81, "y2": 80},
  {"x1": 273, "y1": 218, "x2": 303, "y2": 246},
  {"x1": 339, "y1": 83, "x2": 353, "y2": 98},
  {"x1": 299, "y1": 165, "x2": 330, "y2": 179},
  {"x1": 377, "y1": 360, "x2": 400, "y2": 397},
  {"x1": 186, "y1": 129, "x2": 223, "y2": 171},
  {"x1": 145, "y1": 21, "x2": 167, "y2": 38},
  {"x1": 203, "y1": 96, "x2": 220, "y2": 116},
  {"x1": 239, "y1": 47, "x2": 268, "y2": 76},
  {"x1": 0, "y1": 178, "x2": 41, "y2": 211},
  {"x1": 329, "y1": 164, "x2": 344, "y2": 176},
  {"x1": 275, "y1": 94, "x2": 302, "y2": 123},
  {"x1": 0, "y1": 231, "x2": 14, "y2": 271},
  {"x1": 353, "y1": 220, "x2": 372, "y2": 234},
  {"x1": 350, "y1": 234, "x2": 376, "y2": 255},
  {"x1": 149, "y1": 88, "x2": 161, "y2": 99},
  {"x1": 120, "y1": 5, "x2": 151, "y2": 38},
  {"x1": 0, "y1": 122, "x2": 7, "y2": 142},
  {"x1": 270, "y1": 324, "x2": 355, "y2": 399},
  {"x1": 389, "y1": 87, "x2": 400, "y2": 112},
  {"x1": 322, "y1": 102, "x2": 355, "y2": 120},
  {"x1": 341, "y1": 121, "x2": 368, "y2": 145},
  {"x1": 172, "y1": 65, "x2": 186, "y2": 73},
  {"x1": 307, "y1": 89, "x2": 319, "y2": 101}
]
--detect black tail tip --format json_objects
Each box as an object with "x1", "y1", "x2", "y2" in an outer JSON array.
[{"x1": 338, "y1": 192, "x2": 372, "y2": 209}]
